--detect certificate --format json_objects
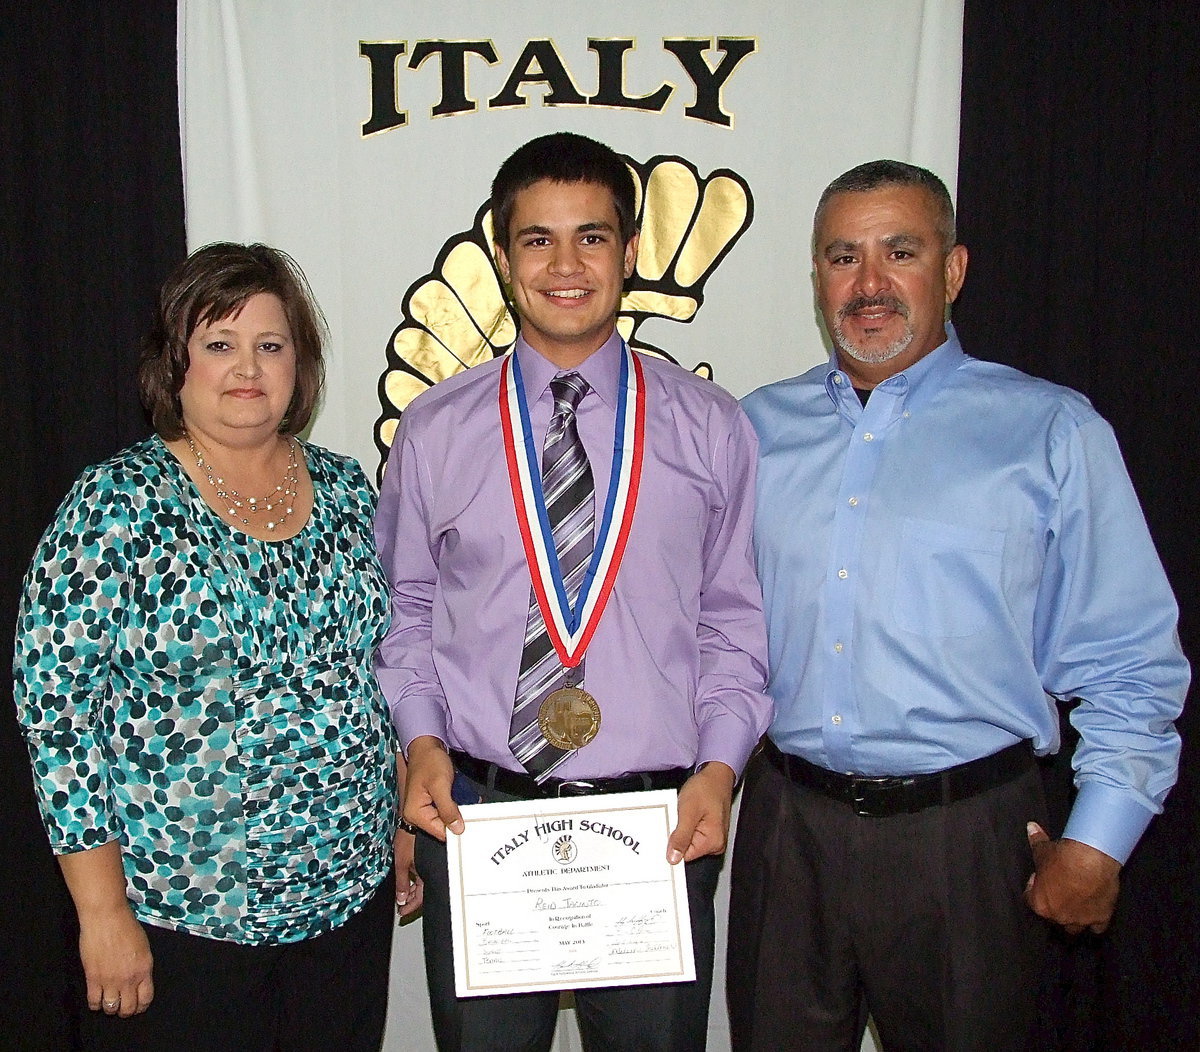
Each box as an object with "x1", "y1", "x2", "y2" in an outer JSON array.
[{"x1": 445, "y1": 789, "x2": 695, "y2": 997}]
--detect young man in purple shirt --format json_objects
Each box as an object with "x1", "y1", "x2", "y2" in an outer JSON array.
[{"x1": 375, "y1": 131, "x2": 770, "y2": 1051}]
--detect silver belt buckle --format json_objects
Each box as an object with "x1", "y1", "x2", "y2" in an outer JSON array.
[
  {"x1": 850, "y1": 778, "x2": 874, "y2": 816},
  {"x1": 554, "y1": 779, "x2": 597, "y2": 797}
]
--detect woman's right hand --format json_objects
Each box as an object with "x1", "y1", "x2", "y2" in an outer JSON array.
[
  {"x1": 57, "y1": 841, "x2": 155, "y2": 1017},
  {"x1": 78, "y1": 903, "x2": 154, "y2": 1017}
]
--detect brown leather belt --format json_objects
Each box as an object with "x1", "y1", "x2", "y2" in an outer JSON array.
[
  {"x1": 451, "y1": 749, "x2": 691, "y2": 799},
  {"x1": 763, "y1": 737, "x2": 1034, "y2": 817}
]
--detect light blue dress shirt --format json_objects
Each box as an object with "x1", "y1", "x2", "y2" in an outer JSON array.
[{"x1": 743, "y1": 330, "x2": 1188, "y2": 863}]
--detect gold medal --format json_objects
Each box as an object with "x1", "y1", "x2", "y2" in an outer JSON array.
[{"x1": 538, "y1": 687, "x2": 602, "y2": 750}]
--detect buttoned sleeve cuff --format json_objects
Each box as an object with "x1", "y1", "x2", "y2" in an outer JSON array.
[
  {"x1": 695, "y1": 713, "x2": 767, "y2": 780},
  {"x1": 386, "y1": 690, "x2": 450, "y2": 757},
  {"x1": 1061, "y1": 780, "x2": 1157, "y2": 865}
]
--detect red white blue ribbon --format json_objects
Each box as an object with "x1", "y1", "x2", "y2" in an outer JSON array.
[{"x1": 499, "y1": 343, "x2": 646, "y2": 668}]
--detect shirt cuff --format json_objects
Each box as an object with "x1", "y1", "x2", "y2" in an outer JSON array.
[
  {"x1": 695, "y1": 726, "x2": 759, "y2": 781},
  {"x1": 389, "y1": 693, "x2": 449, "y2": 756},
  {"x1": 1061, "y1": 780, "x2": 1157, "y2": 865}
]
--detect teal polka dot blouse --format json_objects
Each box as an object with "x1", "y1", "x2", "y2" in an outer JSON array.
[{"x1": 13, "y1": 437, "x2": 398, "y2": 944}]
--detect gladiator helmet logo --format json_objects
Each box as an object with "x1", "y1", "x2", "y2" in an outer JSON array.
[
  {"x1": 374, "y1": 153, "x2": 754, "y2": 479},
  {"x1": 553, "y1": 834, "x2": 578, "y2": 866}
]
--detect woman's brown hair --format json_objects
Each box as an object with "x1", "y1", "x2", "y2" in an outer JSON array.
[{"x1": 138, "y1": 243, "x2": 327, "y2": 438}]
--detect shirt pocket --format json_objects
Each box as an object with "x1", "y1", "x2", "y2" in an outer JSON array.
[{"x1": 891, "y1": 518, "x2": 1005, "y2": 638}]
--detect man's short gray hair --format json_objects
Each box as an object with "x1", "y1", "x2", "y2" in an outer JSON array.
[{"x1": 814, "y1": 160, "x2": 956, "y2": 253}]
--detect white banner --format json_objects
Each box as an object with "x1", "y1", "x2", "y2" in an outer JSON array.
[
  {"x1": 179, "y1": 3, "x2": 961, "y2": 1047},
  {"x1": 180, "y1": 0, "x2": 961, "y2": 480}
]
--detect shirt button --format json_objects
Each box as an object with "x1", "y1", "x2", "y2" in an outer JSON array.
[
  {"x1": 834, "y1": 642, "x2": 844, "y2": 653},
  {"x1": 863, "y1": 432, "x2": 874, "y2": 442},
  {"x1": 848, "y1": 496, "x2": 859, "y2": 507},
  {"x1": 903, "y1": 411, "x2": 911, "y2": 418},
  {"x1": 831, "y1": 714, "x2": 842, "y2": 725},
  {"x1": 833, "y1": 374, "x2": 844, "y2": 385},
  {"x1": 837, "y1": 568, "x2": 848, "y2": 579}
]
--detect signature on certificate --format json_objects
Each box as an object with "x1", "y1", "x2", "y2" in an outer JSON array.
[{"x1": 551, "y1": 958, "x2": 602, "y2": 976}]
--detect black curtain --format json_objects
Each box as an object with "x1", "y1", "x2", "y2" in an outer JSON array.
[
  {"x1": 1, "y1": 6, "x2": 185, "y2": 1049},
  {"x1": 958, "y1": 2, "x2": 1198, "y2": 1048},
  {"x1": 3, "y1": 3, "x2": 1195, "y2": 1050}
]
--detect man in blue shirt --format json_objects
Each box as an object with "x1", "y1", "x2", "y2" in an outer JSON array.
[{"x1": 726, "y1": 160, "x2": 1188, "y2": 1051}]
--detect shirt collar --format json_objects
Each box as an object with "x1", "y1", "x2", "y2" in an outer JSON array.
[
  {"x1": 514, "y1": 331, "x2": 624, "y2": 409},
  {"x1": 822, "y1": 324, "x2": 968, "y2": 412}
]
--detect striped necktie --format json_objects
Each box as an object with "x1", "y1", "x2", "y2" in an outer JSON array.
[{"x1": 509, "y1": 372, "x2": 594, "y2": 779}]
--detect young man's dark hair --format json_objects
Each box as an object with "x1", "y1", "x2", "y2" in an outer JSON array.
[{"x1": 491, "y1": 131, "x2": 638, "y2": 250}]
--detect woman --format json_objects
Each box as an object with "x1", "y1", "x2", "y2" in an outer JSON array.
[{"x1": 13, "y1": 243, "x2": 420, "y2": 1051}]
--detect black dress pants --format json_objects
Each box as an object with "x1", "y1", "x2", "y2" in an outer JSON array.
[
  {"x1": 727, "y1": 755, "x2": 1049, "y2": 1052},
  {"x1": 417, "y1": 775, "x2": 721, "y2": 1052},
  {"x1": 80, "y1": 869, "x2": 395, "y2": 1052}
]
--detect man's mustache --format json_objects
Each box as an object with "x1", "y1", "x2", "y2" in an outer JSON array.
[{"x1": 837, "y1": 295, "x2": 909, "y2": 320}]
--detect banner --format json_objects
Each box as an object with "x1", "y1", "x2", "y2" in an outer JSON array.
[{"x1": 180, "y1": 0, "x2": 962, "y2": 485}]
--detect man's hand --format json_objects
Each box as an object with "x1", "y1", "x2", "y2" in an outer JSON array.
[
  {"x1": 403, "y1": 736, "x2": 464, "y2": 841},
  {"x1": 1025, "y1": 823, "x2": 1121, "y2": 934},
  {"x1": 666, "y1": 761, "x2": 736, "y2": 864}
]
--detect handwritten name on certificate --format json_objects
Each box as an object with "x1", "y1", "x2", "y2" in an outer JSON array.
[{"x1": 446, "y1": 789, "x2": 695, "y2": 997}]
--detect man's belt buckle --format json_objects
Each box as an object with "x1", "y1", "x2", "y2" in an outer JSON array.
[
  {"x1": 554, "y1": 779, "x2": 599, "y2": 797},
  {"x1": 849, "y1": 776, "x2": 879, "y2": 816},
  {"x1": 848, "y1": 774, "x2": 920, "y2": 817}
]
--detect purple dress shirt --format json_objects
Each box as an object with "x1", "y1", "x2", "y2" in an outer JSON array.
[{"x1": 375, "y1": 332, "x2": 771, "y2": 779}]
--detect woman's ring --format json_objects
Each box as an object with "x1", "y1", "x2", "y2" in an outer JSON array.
[{"x1": 103, "y1": 999, "x2": 119, "y2": 1009}]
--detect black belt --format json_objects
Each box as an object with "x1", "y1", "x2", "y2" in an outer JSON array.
[
  {"x1": 450, "y1": 749, "x2": 691, "y2": 799},
  {"x1": 763, "y1": 738, "x2": 1034, "y2": 818}
]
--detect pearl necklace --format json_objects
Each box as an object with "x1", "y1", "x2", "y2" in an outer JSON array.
[{"x1": 184, "y1": 433, "x2": 300, "y2": 532}]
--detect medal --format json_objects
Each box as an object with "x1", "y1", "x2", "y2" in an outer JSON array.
[
  {"x1": 537, "y1": 687, "x2": 602, "y2": 750},
  {"x1": 499, "y1": 342, "x2": 646, "y2": 668}
]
